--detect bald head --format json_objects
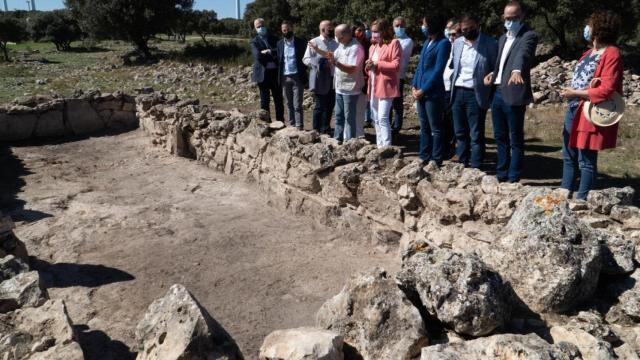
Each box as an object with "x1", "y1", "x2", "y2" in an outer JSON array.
[
  {"x1": 319, "y1": 20, "x2": 334, "y2": 38},
  {"x1": 335, "y1": 24, "x2": 352, "y2": 44}
]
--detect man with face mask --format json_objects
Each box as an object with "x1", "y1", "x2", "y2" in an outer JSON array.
[
  {"x1": 305, "y1": 20, "x2": 339, "y2": 135},
  {"x1": 354, "y1": 22, "x2": 373, "y2": 131},
  {"x1": 250, "y1": 18, "x2": 284, "y2": 122},
  {"x1": 277, "y1": 21, "x2": 308, "y2": 130},
  {"x1": 483, "y1": 0, "x2": 538, "y2": 183},
  {"x1": 388, "y1": 16, "x2": 414, "y2": 143},
  {"x1": 449, "y1": 14, "x2": 498, "y2": 169}
]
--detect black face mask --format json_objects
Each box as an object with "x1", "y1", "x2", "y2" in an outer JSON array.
[
  {"x1": 462, "y1": 28, "x2": 479, "y2": 41},
  {"x1": 284, "y1": 32, "x2": 294, "y2": 39},
  {"x1": 326, "y1": 30, "x2": 335, "y2": 38}
]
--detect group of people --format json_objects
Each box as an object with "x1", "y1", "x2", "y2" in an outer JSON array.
[{"x1": 250, "y1": 1, "x2": 624, "y2": 200}]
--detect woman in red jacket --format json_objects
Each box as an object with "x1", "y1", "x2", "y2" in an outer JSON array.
[{"x1": 559, "y1": 10, "x2": 623, "y2": 200}]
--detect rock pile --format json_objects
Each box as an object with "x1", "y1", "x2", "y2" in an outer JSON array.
[
  {"x1": 0, "y1": 211, "x2": 84, "y2": 359},
  {"x1": 531, "y1": 56, "x2": 640, "y2": 105}
]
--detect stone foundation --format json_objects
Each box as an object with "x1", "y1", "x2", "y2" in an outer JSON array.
[
  {"x1": 0, "y1": 91, "x2": 137, "y2": 142},
  {"x1": 135, "y1": 92, "x2": 639, "y2": 255}
]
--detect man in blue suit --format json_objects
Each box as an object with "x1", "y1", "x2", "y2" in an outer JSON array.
[
  {"x1": 277, "y1": 21, "x2": 308, "y2": 129},
  {"x1": 484, "y1": 1, "x2": 538, "y2": 182},
  {"x1": 450, "y1": 14, "x2": 498, "y2": 169},
  {"x1": 250, "y1": 18, "x2": 284, "y2": 122}
]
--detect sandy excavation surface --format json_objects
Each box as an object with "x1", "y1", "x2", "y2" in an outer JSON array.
[{"x1": 0, "y1": 130, "x2": 398, "y2": 359}]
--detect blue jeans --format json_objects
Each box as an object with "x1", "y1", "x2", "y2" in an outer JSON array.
[
  {"x1": 491, "y1": 89, "x2": 526, "y2": 182},
  {"x1": 390, "y1": 79, "x2": 405, "y2": 133},
  {"x1": 561, "y1": 103, "x2": 598, "y2": 200},
  {"x1": 334, "y1": 93, "x2": 358, "y2": 141},
  {"x1": 452, "y1": 88, "x2": 487, "y2": 168},
  {"x1": 312, "y1": 90, "x2": 335, "y2": 134},
  {"x1": 416, "y1": 97, "x2": 444, "y2": 164}
]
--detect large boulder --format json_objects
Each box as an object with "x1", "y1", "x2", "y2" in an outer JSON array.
[
  {"x1": 316, "y1": 268, "x2": 427, "y2": 360},
  {"x1": 420, "y1": 333, "x2": 581, "y2": 360},
  {"x1": 0, "y1": 299, "x2": 84, "y2": 359},
  {"x1": 0, "y1": 271, "x2": 46, "y2": 313},
  {"x1": 487, "y1": 189, "x2": 601, "y2": 313},
  {"x1": 259, "y1": 327, "x2": 343, "y2": 360},
  {"x1": 135, "y1": 284, "x2": 243, "y2": 360},
  {"x1": 397, "y1": 246, "x2": 510, "y2": 336}
]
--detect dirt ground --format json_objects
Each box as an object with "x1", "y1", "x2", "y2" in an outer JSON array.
[{"x1": 0, "y1": 130, "x2": 398, "y2": 359}]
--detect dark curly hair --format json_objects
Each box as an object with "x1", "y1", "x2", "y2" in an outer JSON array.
[{"x1": 589, "y1": 10, "x2": 621, "y2": 44}]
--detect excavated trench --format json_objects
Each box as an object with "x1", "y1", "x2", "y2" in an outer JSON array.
[{"x1": 2, "y1": 92, "x2": 640, "y2": 359}]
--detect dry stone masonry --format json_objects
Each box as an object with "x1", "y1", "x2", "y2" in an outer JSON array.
[
  {"x1": 1, "y1": 88, "x2": 640, "y2": 359},
  {"x1": 136, "y1": 91, "x2": 640, "y2": 359},
  {"x1": 0, "y1": 91, "x2": 137, "y2": 141}
]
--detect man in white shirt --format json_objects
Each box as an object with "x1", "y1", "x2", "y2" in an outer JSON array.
[
  {"x1": 443, "y1": 19, "x2": 460, "y2": 157},
  {"x1": 483, "y1": 0, "x2": 538, "y2": 183},
  {"x1": 304, "y1": 20, "x2": 339, "y2": 135},
  {"x1": 450, "y1": 14, "x2": 497, "y2": 169},
  {"x1": 389, "y1": 17, "x2": 414, "y2": 142},
  {"x1": 310, "y1": 24, "x2": 365, "y2": 142}
]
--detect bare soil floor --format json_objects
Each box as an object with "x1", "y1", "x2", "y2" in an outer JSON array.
[{"x1": 0, "y1": 130, "x2": 398, "y2": 359}]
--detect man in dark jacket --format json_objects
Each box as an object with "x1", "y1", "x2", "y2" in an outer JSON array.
[
  {"x1": 277, "y1": 21, "x2": 308, "y2": 129},
  {"x1": 251, "y1": 18, "x2": 284, "y2": 122},
  {"x1": 483, "y1": 0, "x2": 537, "y2": 183}
]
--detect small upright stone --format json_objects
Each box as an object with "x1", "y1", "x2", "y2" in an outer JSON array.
[
  {"x1": 135, "y1": 284, "x2": 243, "y2": 360},
  {"x1": 259, "y1": 327, "x2": 343, "y2": 360}
]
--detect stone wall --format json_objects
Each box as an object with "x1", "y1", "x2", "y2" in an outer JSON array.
[
  {"x1": 0, "y1": 91, "x2": 137, "y2": 142},
  {"x1": 137, "y1": 92, "x2": 640, "y2": 358},
  {"x1": 136, "y1": 92, "x2": 639, "y2": 254}
]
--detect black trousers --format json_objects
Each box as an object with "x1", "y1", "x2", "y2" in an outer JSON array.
[
  {"x1": 312, "y1": 89, "x2": 335, "y2": 134},
  {"x1": 258, "y1": 68, "x2": 284, "y2": 122}
]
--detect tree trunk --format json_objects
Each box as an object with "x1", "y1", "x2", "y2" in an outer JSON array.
[
  {"x1": 0, "y1": 42, "x2": 8, "y2": 61},
  {"x1": 543, "y1": 12, "x2": 567, "y2": 50},
  {"x1": 135, "y1": 38, "x2": 152, "y2": 60},
  {"x1": 200, "y1": 34, "x2": 208, "y2": 44}
]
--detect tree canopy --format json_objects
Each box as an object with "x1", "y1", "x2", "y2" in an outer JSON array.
[
  {"x1": 0, "y1": 13, "x2": 28, "y2": 61},
  {"x1": 30, "y1": 10, "x2": 82, "y2": 51},
  {"x1": 66, "y1": 0, "x2": 194, "y2": 59}
]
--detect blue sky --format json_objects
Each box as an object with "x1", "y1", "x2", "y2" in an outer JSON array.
[{"x1": 4, "y1": 0, "x2": 254, "y2": 19}]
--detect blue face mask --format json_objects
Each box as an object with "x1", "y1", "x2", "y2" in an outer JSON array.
[
  {"x1": 583, "y1": 25, "x2": 591, "y2": 42},
  {"x1": 421, "y1": 25, "x2": 428, "y2": 36},
  {"x1": 256, "y1": 26, "x2": 267, "y2": 36},
  {"x1": 504, "y1": 20, "x2": 522, "y2": 34},
  {"x1": 444, "y1": 28, "x2": 450, "y2": 38},
  {"x1": 394, "y1": 27, "x2": 406, "y2": 38},
  {"x1": 365, "y1": 30, "x2": 372, "y2": 40}
]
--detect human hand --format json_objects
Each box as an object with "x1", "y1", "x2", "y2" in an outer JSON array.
[
  {"x1": 508, "y1": 71, "x2": 524, "y2": 85},
  {"x1": 260, "y1": 49, "x2": 271, "y2": 55},
  {"x1": 483, "y1": 73, "x2": 493, "y2": 86},
  {"x1": 559, "y1": 87, "x2": 575, "y2": 99}
]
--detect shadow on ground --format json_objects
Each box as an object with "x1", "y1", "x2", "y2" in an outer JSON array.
[
  {"x1": 32, "y1": 258, "x2": 135, "y2": 289},
  {"x1": 74, "y1": 324, "x2": 137, "y2": 360}
]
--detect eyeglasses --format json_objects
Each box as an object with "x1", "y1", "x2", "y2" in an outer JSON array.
[
  {"x1": 503, "y1": 15, "x2": 520, "y2": 21},
  {"x1": 448, "y1": 33, "x2": 458, "y2": 37}
]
